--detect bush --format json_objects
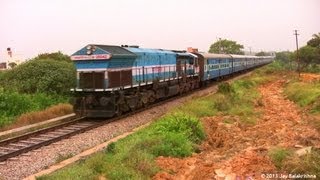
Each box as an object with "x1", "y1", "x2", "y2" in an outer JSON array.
[
  {"x1": 0, "y1": 59, "x2": 76, "y2": 94},
  {"x1": 217, "y1": 82, "x2": 235, "y2": 94},
  {"x1": 213, "y1": 94, "x2": 231, "y2": 111},
  {"x1": 154, "y1": 112, "x2": 206, "y2": 143},
  {"x1": 0, "y1": 89, "x2": 68, "y2": 128}
]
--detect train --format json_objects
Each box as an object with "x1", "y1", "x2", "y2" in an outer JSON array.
[{"x1": 70, "y1": 44, "x2": 274, "y2": 118}]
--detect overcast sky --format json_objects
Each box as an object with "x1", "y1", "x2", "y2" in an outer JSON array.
[{"x1": 0, "y1": 0, "x2": 319, "y2": 60}]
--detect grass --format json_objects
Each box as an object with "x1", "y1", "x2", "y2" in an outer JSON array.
[
  {"x1": 39, "y1": 112, "x2": 205, "y2": 180},
  {"x1": 268, "y1": 147, "x2": 320, "y2": 177},
  {"x1": 175, "y1": 73, "x2": 270, "y2": 126},
  {"x1": 0, "y1": 88, "x2": 70, "y2": 128},
  {"x1": 0, "y1": 103, "x2": 73, "y2": 131},
  {"x1": 268, "y1": 147, "x2": 292, "y2": 169},
  {"x1": 284, "y1": 81, "x2": 320, "y2": 113},
  {"x1": 283, "y1": 150, "x2": 320, "y2": 177}
]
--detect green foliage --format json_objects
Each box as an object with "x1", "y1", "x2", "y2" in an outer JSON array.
[
  {"x1": 307, "y1": 33, "x2": 320, "y2": 48},
  {"x1": 8, "y1": 62, "x2": 17, "y2": 68},
  {"x1": 284, "y1": 81, "x2": 320, "y2": 110},
  {"x1": 209, "y1": 39, "x2": 244, "y2": 54},
  {"x1": 298, "y1": 45, "x2": 320, "y2": 68},
  {"x1": 42, "y1": 112, "x2": 205, "y2": 180},
  {"x1": 272, "y1": 51, "x2": 295, "y2": 70},
  {"x1": 283, "y1": 150, "x2": 320, "y2": 177},
  {"x1": 217, "y1": 82, "x2": 235, "y2": 94},
  {"x1": 255, "y1": 51, "x2": 267, "y2": 56},
  {"x1": 213, "y1": 94, "x2": 232, "y2": 111},
  {"x1": 176, "y1": 98, "x2": 216, "y2": 118},
  {"x1": 32, "y1": 51, "x2": 71, "y2": 62},
  {"x1": 268, "y1": 147, "x2": 292, "y2": 169},
  {"x1": 154, "y1": 112, "x2": 206, "y2": 144},
  {"x1": 0, "y1": 89, "x2": 68, "y2": 127},
  {"x1": 147, "y1": 133, "x2": 193, "y2": 157},
  {"x1": 0, "y1": 59, "x2": 76, "y2": 94}
]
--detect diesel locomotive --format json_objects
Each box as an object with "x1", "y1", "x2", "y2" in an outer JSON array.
[{"x1": 70, "y1": 44, "x2": 273, "y2": 117}]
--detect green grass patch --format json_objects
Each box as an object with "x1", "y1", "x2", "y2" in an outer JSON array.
[
  {"x1": 176, "y1": 97, "x2": 216, "y2": 118},
  {"x1": 268, "y1": 147, "x2": 320, "y2": 177},
  {"x1": 268, "y1": 147, "x2": 292, "y2": 169},
  {"x1": 175, "y1": 73, "x2": 267, "y2": 126},
  {"x1": 283, "y1": 150, "x2": 320, "y2": 177},
  {"x1": 0, "y1": 88, "x2": 68, "y2": 128},
  {"x1": 40, "y1": 112, "x2": 205, "y2": 180},
  {"x1": 284, "y1": 81, "x2": 320, "y2": 113},
  {"x1": 212, "y1": 78, "x2": 263, "y2": 125}
]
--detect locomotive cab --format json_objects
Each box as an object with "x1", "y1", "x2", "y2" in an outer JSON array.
[{"x1": 71, "y1": 44, "x2": 136, "y2": 118}]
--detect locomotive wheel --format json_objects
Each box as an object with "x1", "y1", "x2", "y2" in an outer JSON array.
[
  {"x1": 148, "y1": 90, "x2": 156, "y2": 103},
  {"x1": 115, "y1": 104, "x2": 122, "y2": 116}
]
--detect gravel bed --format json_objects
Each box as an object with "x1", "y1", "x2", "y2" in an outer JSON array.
[{"x1": 0, "y1": 73, "x2": 249, "y2": 179}]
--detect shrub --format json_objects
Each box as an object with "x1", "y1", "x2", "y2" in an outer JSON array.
[
  {"x1": 213, "y1": 93, "x2": 231, "y2": 111},
  {"x1": 0, "y1": 59, "x2": 76, "y2": 94},
  {"x1": 0, "y1": 89, "x2": 69, "y2": 128},
  {"x1": 154, "y1": 112, "x2": 206, "y2": 143},
  {"x1": 268, "y1": 147, "x2": 292, "y2": 169},
  {"x1": 217, "y1": 82, "x2": 235, "y2": 94}
]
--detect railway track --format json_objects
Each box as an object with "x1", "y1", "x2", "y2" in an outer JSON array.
[{"x1": 0, "y1": 117, "x2": 100, "y2": 162}]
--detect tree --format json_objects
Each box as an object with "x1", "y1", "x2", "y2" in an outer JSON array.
[
  {"x1": 276, "y1": 51, "x2": 293, "y2": 63},
  {"x1": 307, "y1": 33, "x2": 320, "y2": 48},
  {"x1": 0, "y1": 59, "x2": 76, "y2": 94},
  {"x1": 33, "y1": 51, "x2": 71, "y2": 62},
  {"x1": 8, "y1": 62, "x2": 17, "y2": 68},
  {"x1": 294, "y1": 45, "x2": 319, "y2": 71},
  {"x1": 209, "y1": 39, "x2": 244, "y2": 55},
  {"x1": 255, "y1": 51, "x2": 267, "y2": 56}
]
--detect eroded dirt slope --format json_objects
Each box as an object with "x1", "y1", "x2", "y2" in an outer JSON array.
[{"x1": 153, "y1": 79, "x2": 320, "y2": 180}]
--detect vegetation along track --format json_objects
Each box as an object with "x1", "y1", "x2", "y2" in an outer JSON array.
[{"x1": 0, "y1": 70, "x2": 254, "y2": 162}]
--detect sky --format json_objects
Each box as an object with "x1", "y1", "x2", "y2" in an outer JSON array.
[{"x1": 0, "y1": 0, "x2": 319, "y2": 61}]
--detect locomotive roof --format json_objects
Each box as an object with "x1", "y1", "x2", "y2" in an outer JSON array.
[
  {"x1": 125, "y1": 47, "x2": 176, "y2": 54},
  {"x1": 94, "y1": 45, "x2": 137, "y2": 58}
]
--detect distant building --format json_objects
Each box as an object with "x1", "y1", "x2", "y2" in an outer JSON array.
[
  {"x1": 0, "y1": 62, "x2": 6, "y2": 70},
  {"x1": 1, "y1": 48, "x2": 25, "y2": 70}
]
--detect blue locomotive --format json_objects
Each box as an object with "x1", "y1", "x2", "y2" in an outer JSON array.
[{"x1": 71, "y1": 44, "x2": 273, "y2": 117}]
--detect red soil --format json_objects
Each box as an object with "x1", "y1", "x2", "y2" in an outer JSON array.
[{"x1": 153, "y1": 79, "x2": 320, "y2": 180}]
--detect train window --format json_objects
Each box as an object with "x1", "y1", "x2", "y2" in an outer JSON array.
[{"x1": 189, "y1": 59, "x2": 194, "y2": 65}]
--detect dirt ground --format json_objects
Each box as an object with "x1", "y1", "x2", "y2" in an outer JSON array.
[
  {"x1": 300, "y1": 73, "x2": 320, "y2": 82},
  {"x1": 153, "y1": 77, "x2": 320, "y2": 180}
]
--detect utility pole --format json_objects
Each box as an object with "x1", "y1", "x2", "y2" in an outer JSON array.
[
  {"x1": 219, "y1": 38, "x2": 222, "y2": 54},
  {"x1": 294, "y1": 30, "x2": 300, "y2": 76}
]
